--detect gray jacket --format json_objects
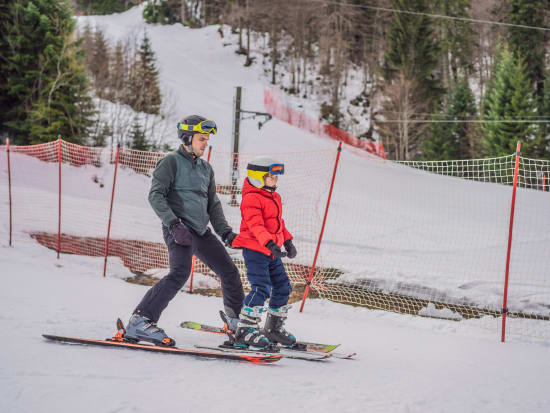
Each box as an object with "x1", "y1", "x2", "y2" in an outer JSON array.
[{"x1": 148, "y1": 145, "x2": 232, "y2": 237}]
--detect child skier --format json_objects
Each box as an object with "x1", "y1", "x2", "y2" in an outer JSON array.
[{"x1": 230, "y1": 156, "x2": 298, "y2": 349}]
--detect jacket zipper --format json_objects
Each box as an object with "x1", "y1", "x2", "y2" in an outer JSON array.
[{"x1": 271, "y1": 193, "x2": 281, "y2": 234}]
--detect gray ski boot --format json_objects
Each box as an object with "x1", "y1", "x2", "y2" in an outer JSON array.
[
  {"x1": 219, "y1": 309, "x2": 239, "y2": 334},
  {"x1": 233, "y1": 306, "x2": 272, "y2": 350},
  {"x1": 124, "y1": 313, "x2": 175, "y2": 347},
  {"x1": 263, "y1": 305, "x2": 297, "y2": 347}
]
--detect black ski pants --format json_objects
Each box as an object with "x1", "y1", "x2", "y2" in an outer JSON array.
[{"x1": 134, "y1": 225, "x2": 244, "y2": 322}]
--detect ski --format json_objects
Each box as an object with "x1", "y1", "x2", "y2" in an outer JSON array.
[
  {"x1": 43, "y1": 318, "x2": 282, "y2": 364},
  {"x1": 194, "y1": 345, "x2": 332, "y2": 361},
  {"x1": 180, "y1": 320, "x2": 357, "y2": 359},
  {"x1": 180, "y1": 320, "x2": 338, "y2": 352},
  {"x1": 42, "y1": 334, "x2": 281, "y2": 363}
]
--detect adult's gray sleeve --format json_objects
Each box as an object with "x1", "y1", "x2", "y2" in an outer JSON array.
[
  {"x1": 207, "y1": 168, "x2": 232, "y2": 238},
  {"x1": 148, "y1": 155, "x2": 178, "y2": 227}
]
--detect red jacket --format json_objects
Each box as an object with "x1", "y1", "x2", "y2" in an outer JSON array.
[{"x1": 233, "y1": 178, "x2": 293, "y2": 256}]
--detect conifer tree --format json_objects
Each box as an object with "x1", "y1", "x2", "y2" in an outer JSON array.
[
  {"x1": 75, "y1": 0, "x2": 130, "y2": 15},
  {"x1": 507, "y1": 0, "x2": 547, "y2": 94},
  {"x1": 423, "y1": 78, "x2": 477, "y2": 160},
  {"x1": 109, "y1": 41, "x2": 128, "y2": 102},
  {"x1": 90, "y1": 29, "x2": 110, "y2": 97},
  {"x1": 434, "y1": 0, "x2": 475, "y2": 90},
  {"x1": 422, "y1": 113, "x2": 457, "y2": 160},
  {"x1": 0, "y1": 0, "x2": 13, "y2": 133},
  {"x1": 126, "y1": 31, "x2": 161, "y2": 114},
  {"x1": 447, "y1": 77, "x2": 478, "y2": 158},
  {"x1": 79, "y1": 22, "x2": 95, "y2": 68},
  {"x1": 539, "y1": 69, "x2": 550, "y2": 158},
  {"x1": 482, "y1": 45, "x2": 540, "y2": 157},
  {"x1": 0, "y1": 0, "x2": 95, "y2": 144},
  {"x1": 383, "y1": 0, "x2": 442, "y2": 105},
  {"x1": 129, "y1": 118, "x2": 149, "y2": 151}
]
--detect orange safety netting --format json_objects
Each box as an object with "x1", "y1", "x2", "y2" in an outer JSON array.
[
  {"x1": 2, "y1": 139, "x2": 550, "y2": 343},
  {"x1": 264, "y1": 88, "x2": 386, "y2": 159}
]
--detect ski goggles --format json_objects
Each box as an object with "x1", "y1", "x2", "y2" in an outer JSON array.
[
  {"x1": 247, "y1": 163, "x2": 285, "y2": 175},
  {"x1": 177, "y1": 120, "x2": 217, "y2": 134}
]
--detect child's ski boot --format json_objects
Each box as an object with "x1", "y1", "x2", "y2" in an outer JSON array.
[
  {"x1": 263, "y1": 305, "x2": 299, "y2": 348},
  {"x1": 124, "y1": 313, "x2": 175, "y2": 347},
  {"x1": 233, "y1": 306, "x2": 272, "y2": 350}
]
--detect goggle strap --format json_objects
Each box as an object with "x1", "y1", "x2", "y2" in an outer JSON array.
[{"x1": 247, "y1": 164, "x2": 271, "y2": 172}]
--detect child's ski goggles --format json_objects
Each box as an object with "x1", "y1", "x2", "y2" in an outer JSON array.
[
  {"x1": 247, "y1": 163, "x2": 285, "y2": 175},
  {"x1": 177, "y1": 120, "x2": 217, "y2": 134}
]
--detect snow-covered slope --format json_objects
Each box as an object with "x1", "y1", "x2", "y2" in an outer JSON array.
[
  {"x1": 2, "y1": 239, "x2": 550, "y2": 413},
  {"x1": 78, "y1": 5, "x2": 338, "y2": 154}
]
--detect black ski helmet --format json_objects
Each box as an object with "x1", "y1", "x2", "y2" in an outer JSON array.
[{"x1": 177, "y1": 115, "x2": 207, "y2": 146}]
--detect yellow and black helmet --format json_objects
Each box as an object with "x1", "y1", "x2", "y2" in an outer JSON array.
[{"x1": 247, "y1": 156, "x2": 285, "y2": 188}]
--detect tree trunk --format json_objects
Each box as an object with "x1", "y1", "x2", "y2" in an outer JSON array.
[
  {"x1": 270, "y1": 28, "x2": 278, "y2": 85},
  {"x1": 245, "y1": 25, "x2": 251, "y2": 65},
  {"x1": 238, "y1": 17, "x2": 243, "y2": 51}
]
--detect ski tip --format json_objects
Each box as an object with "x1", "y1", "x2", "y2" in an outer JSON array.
[
  {"x1": 180, "y1": 321, "x2": 202, "y2": 330},
  {"x1": 304, "y1": 343, "x2": 340, "y2": 353}
]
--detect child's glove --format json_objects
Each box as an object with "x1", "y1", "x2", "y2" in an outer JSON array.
[
  {"x1": 265, "y1": 240, "x2": 287, "y2": 258},
  {"x1": 283, "y1": 240, "x2": 297, "y2": 259},
  {"x1": 169, "y1": 219, "x2": 192, "y2": 246}
]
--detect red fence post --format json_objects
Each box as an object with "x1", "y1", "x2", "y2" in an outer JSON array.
[
  {"x1": 189, "y1": 258, "x2": 196, "y2": 292},
  {"x1": 6, "y1": 138, "x2": 13, "y2": 246},
  {"x1": 103, "y1": 145, "x2": 121, "y2": 277},
  {"x1": 300, "y1": 142, "x2": 343, "y2": 312},
  {"x1": 57, "y1": 138, "x2": 62, "y2": 259},
  {"x1": 501, "y1": 141, "x2": 521, "y2": 343}
]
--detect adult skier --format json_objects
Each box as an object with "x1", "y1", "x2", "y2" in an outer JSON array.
[{"x1": 125, "y1": 115, "x2": 244, "y2": 346}]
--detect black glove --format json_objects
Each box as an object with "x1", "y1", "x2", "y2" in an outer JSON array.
[
  {"x1": 283, "y1": 240, "x2": 297, "y2": 259},
  {"x1": 169, "y1": 219, "x2": 192, "y2": 246},
  {"x1": 265, "y1": 240, "x2": 287, "y2": 258},
  {"x1": 222, "y1": 231, "x2": 237, "y2": 248}
]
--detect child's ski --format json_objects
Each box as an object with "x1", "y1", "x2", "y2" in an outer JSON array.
[
  {"x1": 194, "y1": 344, "x2": 332, "y2": 361},
  {"x1": 180, "y1": 320, "x2": 356, "y2": 359},
  {"x1": 180, "y1": 320, "x2": 338, "y2": 352}
]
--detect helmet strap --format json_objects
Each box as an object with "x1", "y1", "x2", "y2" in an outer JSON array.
[
  {"x1": 182, "y1": 135, "x2": 201, "y2": 158},
  {"x1": 182, "y1": 142, "x2": 197, "y2": 158}
]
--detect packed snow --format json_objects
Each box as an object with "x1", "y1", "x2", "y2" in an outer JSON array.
[
  {"x1": 2, "y1": 233, "x2": 550, "y2": 413},
  {"x1": 2, "y1": 5, "x2": 550, "y2": 412}
]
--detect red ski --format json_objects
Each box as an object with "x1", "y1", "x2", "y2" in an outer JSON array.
[{"x1": 42, "y1": 318, "x2": 281, "y2": 364}]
